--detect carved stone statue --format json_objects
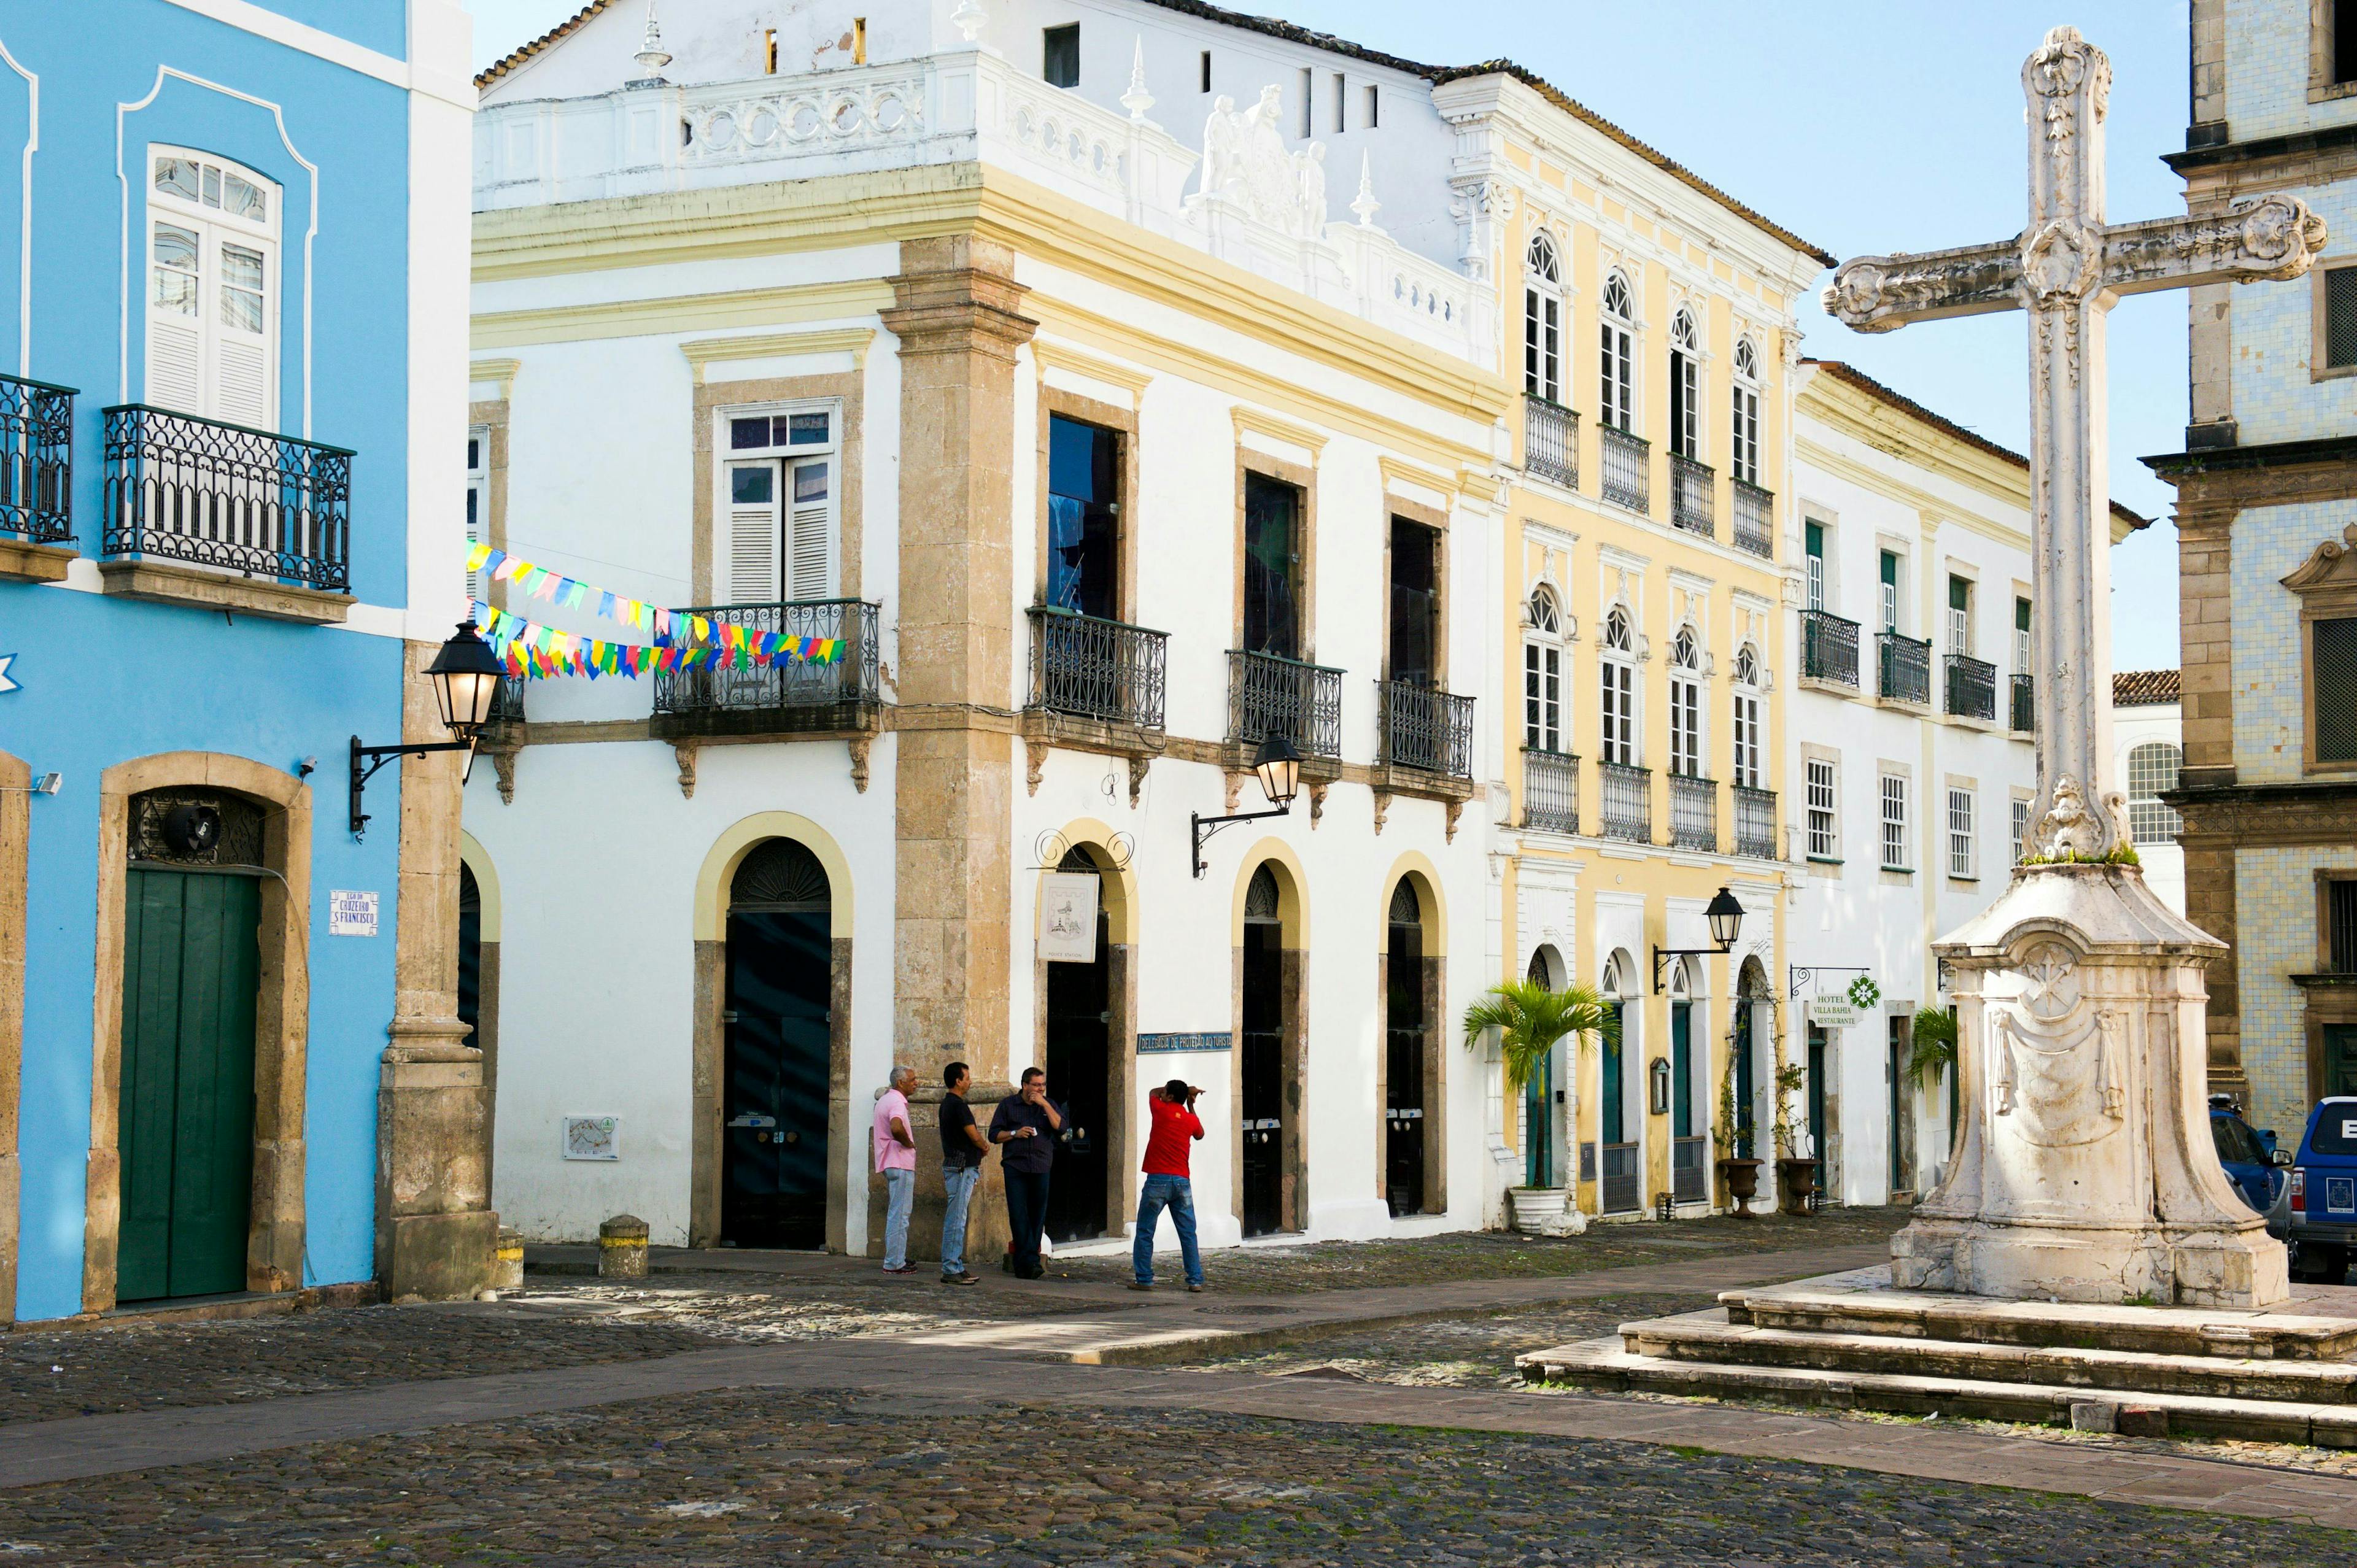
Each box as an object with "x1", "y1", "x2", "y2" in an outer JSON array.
[
  {"x1": 1190, "y1": 84, "x2": 1335, "y2": 241},
  {"x1": 1296, "y1": 142, "x2": 1327, "y2": 235},
  {"x1": 1198, "y1": 95, "x2": 1240, "y2": 201}
]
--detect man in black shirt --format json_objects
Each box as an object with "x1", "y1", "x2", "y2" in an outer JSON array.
[
  {"x1": 989, "y1": 1066, "x2": 1063, "y2": 1278},
  {"x1": 937, "y1": 1062, "x2": 989, "y2": 1285}
]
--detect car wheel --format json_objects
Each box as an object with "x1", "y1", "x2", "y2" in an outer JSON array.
[{"x1": 2293, "y1": 1243, "x2": 2348, "y2": 1284}]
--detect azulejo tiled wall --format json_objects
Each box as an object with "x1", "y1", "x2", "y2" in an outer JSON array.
[
  {"x1": 2231, "y1": 500, "x2": 2347, "y2": 781},
  {"x1": 2234, "y1": 846, "x2": 2339, "y2": 1131},
  {"x1": 2224, "y1": 2, "x2": 2357, "y2": 141}
]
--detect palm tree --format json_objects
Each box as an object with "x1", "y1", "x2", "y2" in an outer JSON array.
[{"x1": 1461, "y1": 977, "x2": 1619, "y2": 1100}]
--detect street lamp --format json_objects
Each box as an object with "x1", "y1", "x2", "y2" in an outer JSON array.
[
  {"x1": 1652, "y1": 886, "x2": 1746, "y2": 994},
  {"x1": 349, "y1": 620, "x2": 507, "y2": 840},
  {"x1": 1190, "y1": 734, "x2": 1302, "y2": 878}
]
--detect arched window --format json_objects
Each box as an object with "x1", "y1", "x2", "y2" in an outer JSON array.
[
  {"x1": 1245, "y1": 862, "x2": 1281, "y2": 922},
  {"x1": 1599, "y1": 271, "x2": 1635, "y2": 433},
  {"x1": 2127, "y1": 742, "x2": 2184, "y2": 843},
  {"x1": 1669, "y1": 624, "x2": 1703, "y2": 778},
  {"x1": 1523, "y1": 585, "x2": 1563, "y2": 753},
  {"x1": 1600, "y1": 604, "x2": 1636, "y2": 766},
  {"x1": 1731, "y1": 643, "x2": 1762, "y2": 790},
  {"x1": 148, "y1": 147, "x2": 282, "y2": 428},
  {"x1": 1524, "y1": 232, "x2": 1562, "y2": 404},
  {"x1": 1730, "y1": 337, "x2": 1761, "y2": 485},
  {"x1": 1668, "y1": 308, "x2": 1701, "y2": 461},
  {"x1": 1603, "y1": 603, "x2": 1631, "y2": 651}
]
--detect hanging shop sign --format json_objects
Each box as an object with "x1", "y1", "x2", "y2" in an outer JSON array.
[{"x1": 1037, "y1": 871, "x2": 1101, "y2": 963}]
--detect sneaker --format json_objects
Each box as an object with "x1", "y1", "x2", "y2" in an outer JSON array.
[
  {"x1": 1128, "y1": 1281, "x2": 1155, "y2": 1292},
  {"x1": 942, "y1": 1272, "x2": 980, "y2": 1286},
  {"x1": 1186, "y1": 1283, "x2": 1206, "y2": 1292},
  {"x1": 883, "y1": 1262, "x2": 919, "y2": 1275}
]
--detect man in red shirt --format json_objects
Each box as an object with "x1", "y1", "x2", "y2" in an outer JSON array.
[{"x1": 1131, "y1": 1078, "x2": 1206, "y2": 1291}]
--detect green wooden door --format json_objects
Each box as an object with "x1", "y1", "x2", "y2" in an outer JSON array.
[{"x1": 118, "y1": 867, "x2": 260, "y2": 1301}]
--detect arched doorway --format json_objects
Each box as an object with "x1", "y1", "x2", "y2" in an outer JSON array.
[
  {"x1": 1241, "y1": 864, "x2": 1287, "y2": 1235},
  {"x1": 1599, "y1": 951, "x2": 1638, "y2": 1215},
  {"x1": 1523, "y1": 946, "x2": 1562, "y2": 1191},
  {"x1": 1045, "y1": 844, "x2": 1112, "y2": 1243},
  {"x1": 457, "y1": 863, "x2": 482, "y2": 1045},
  {"x1": 1384, "y1": 878, "x2": 1428, "y2": 1216},
  {"x1": 1733, "y1": 957, "x2": 1768, "y2": 1164},
  {"x1": 1670, "y1": 959, "x2": 1706, "y2": 1206},
  {"x1": 722, "y1": 838, "x2": 833, "y2": 1249}
]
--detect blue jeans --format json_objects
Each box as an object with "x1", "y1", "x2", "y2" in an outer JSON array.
[
  {"x1": 1132, "y1": 1174, "x2": 1204, "y2": 1286},
  {"x1": 940, "y1": 1164, "x2": 982, "y2": 1276},
  {"x1": 881, "y1": 1167, "x2": 914, "y2": 1269}
]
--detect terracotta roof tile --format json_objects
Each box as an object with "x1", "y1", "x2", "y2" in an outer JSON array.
[
  {"x1": 477, "y1": 1, "x2": 615, "y2": 90},
  {"x1": 2113, "y1": 669, "x2": 2180, "y2": 706}
]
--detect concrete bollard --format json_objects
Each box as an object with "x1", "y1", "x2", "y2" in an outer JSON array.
[
  {"x1": 493, "y1": 1227, "x2": 525, "y2": 1290},
  {"x1": 598, "y1": 1213, "x2": 649, "y2": 1280}
]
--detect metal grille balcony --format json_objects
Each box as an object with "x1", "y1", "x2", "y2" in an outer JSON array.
[
  {"x1": 1733, "y1": 785, "x2": 1778, "y2": 859},
  {"x1": 2010, "y1": 673, "x2": 2035, "y2": 733},
  {"x1": 1228, "y1": 650, "x2": 1343, "y2": 760},
  {"x1": 1944, "y1": 653, "x2": 1997, "y2": 720},
  {"x1": 652, "y1": 599, "x2": 881, "y2": 733},
  {"x1": 1668, "y1": 772, "x2": 1717, "y2": 852},
  {"x1": 487, "y1": 676, "x2": 528, "y2": 728},
  {"x1": 1670, "y1": 453, "x2": 1714, "y2": 538},
  {"x1": 1025, "y1": 607, "x2": 1168, "y2": 730},
  {"x1": 0, "y1": 372, "x2": 72, "y2": 545},
  {"x1": 1802, "y1": 610, "x2": 1859, "y2": 689},
  {"x1": 1601, "y1": 1142, "x2": 1641, "y2": 1215},
  {"x1": 1732, "y1": 479, "x2": 1773, "y2": 558},
  {"x1": 1600, "y1": 425, "x2": 1649, "y2": 513},
  {"x1": 101, "y1": 404, "x2": 352, "y2": 590},
  {"x1": 1598, "y1": 761, "x2": 1651, "y2": 844},
  {"x1": 1673, "y1": 1136, "x2": 1708, "y2": 1205},
  {"x1": 1378, "y1": 680, "x2": 1474, "y2": 777},
  {"x1": 1522, "y1": 748, "x2": 1578, "y2": 835},
  {"x1": 1877, "y1": 630, "x2": 1932, "y2": 705},
  {"x1": 1523, "y1": 396, "x2": 1577, "y2": 489}
]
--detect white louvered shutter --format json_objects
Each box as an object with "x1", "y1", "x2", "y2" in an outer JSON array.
[
  {"x1": 725, "y1": 461, "x2": 780, "y2": 603},
  {"x1": 146, "y1": 218, "x2": 205, "y2": 415},
  {"x1": 785, "y1": 457, "x2": 834, "y2": 600},
  {"x1": 465, "y1": 430, "x2": 487, "y2": 605},
  {"x1": 146, "y1": 151, "x2": 280, "y2": 429},
  {"x1": 214, "y1": 236, "x2": 273, "y2": 428}
]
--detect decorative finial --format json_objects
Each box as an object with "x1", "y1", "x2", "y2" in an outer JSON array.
[
  {"x1": 1350, "y1": 149, "x2": 1380, "y2": 228},
  {"x1": 632, "y1": 0, "x2": 672, "y2": 83},
  {"x1": 951, "y1": 0, "x2": 987, "y2": 45},
  {"x1": 1121, "y1": 36, "x2": 1153, "y2": 122}
]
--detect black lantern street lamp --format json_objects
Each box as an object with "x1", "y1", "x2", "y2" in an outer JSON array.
[
  {"x1": 1652, "y1": 885, "x2": 1746, "y2": 994},
  {"x1": 349, "y1": 620, "x2": 506, "y2": 840},
  {"x1": 1190, "y1": 734, "x2": 1302, "y2": 878}
]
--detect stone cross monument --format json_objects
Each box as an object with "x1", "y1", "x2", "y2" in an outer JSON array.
[{"x1": 1825, "y1": 27, "x2": 2326, "y2": 1308}]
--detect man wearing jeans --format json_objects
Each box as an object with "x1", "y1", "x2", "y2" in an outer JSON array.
[
  {"x1": 1131, "y1": 1078, "x2": 1206, "y2": 1292},
  {"x1": 937, "y1": 1060, "x2": 988, "y2": 1284},
  {"x1": 873, "y1": 1065, "x2": 918, "y2": 1274}
]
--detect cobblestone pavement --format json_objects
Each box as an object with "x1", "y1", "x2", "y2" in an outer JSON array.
[
  {"x1": 513, "y1": 1269, "x2": 1118, "y2": 1342},
  {"x1": 3, "y1": 1388, "x2": 2350, "y2": 1566}
]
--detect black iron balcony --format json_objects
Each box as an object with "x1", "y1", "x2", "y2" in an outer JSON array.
[
  {"x1": 1801, "y1": 609, "x2": 1859, "y2": 689},
  {"x1": 1228, "y1": 649, "x2": 1342, "y2": 760},
  {"x1": 1598, "y1": 760, "x2": 1651, "y2": 844},
  {"x1": 101, "y1": 404, "x2": 352, "y2": 590},
  {"x1": 1670, "y1": 453, "x2": 1714, "y2": 538},
  {"x1": 1026, "y1": 607, "x2": 1167, "y2": 731},
  {"x1": 1600, "y1": 425, "x2": 1648, "y2": 513},
  {"x1": 1945, "y1": 652, "x2": 1997, "y2": 720},
  {"x1": 1673, "y1": 1135, "x2": 1708, "y2": 1205},
  {"x1": 2010, "y1": 673, "x2": 2035, "y2": 733},
  {"x1": 487, "y1": 676, "x2": 528, "y2": 728},
  {"x1": 1379, "y1": 680, "x2": 1474, "y2": 777},
  {"x1": 1732, "y1": 479, "x2": 1773, "y2": 558},
  {"x1": 0, "y1": 372, "x2": 72, "y2": 546},
  {"x1": 1668, "y1": 771, "x2": 1717, "y2": 852},
  {"x1": 1733, "y1": 784, "x2": 1778, "y2": 859},
  {"x1": 1523, "y1": 396, "x2": 1577, "y2": 489},
  {"x1": 1877, "y1": 630, "x2": 1932, "y2": 705},
  {"x1": 651, "y1": 598, "x2": 881, "y2": 735},
  {"x1": 1522, "y1": 748, "x2": 1578, "y2": 835}
]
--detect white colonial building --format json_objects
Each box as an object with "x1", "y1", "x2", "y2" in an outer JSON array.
[{"x1": 2113, "y1": 669, "x2": 2186, "y2": 916}]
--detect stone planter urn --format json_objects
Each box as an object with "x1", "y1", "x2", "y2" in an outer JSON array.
[
  {"x1": 1778, "y1": 1158, "x2": 1820, "y2": 1215},
  {"x1": 1717, "y1": 1158, "x2": 1764, "y2": 1218},
  {"x1": 1508, "y1": 1187, "x2": 1571, "y2": 1234}
]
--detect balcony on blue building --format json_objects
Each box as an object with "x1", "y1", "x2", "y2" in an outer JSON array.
[{"x1": 0, "y1": 373, "x2": 76, "y2": 583}]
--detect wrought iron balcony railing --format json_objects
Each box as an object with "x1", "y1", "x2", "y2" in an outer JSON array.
[
  {"x1": 1801, "y1": 610, "x2": 1859, "y2": 689},
  {"x1": 1733, "y1": 784, "x2": 1778, "y2": 859},
  {"x1": 1600, "y1": 425, "x2": 1649, "y2": 513},
  {"x1": 1523, "y1": 396, "x2": 1577, "y2": 490},
  {"x1": 1025, "y1": 607, "x2": 1168, "y2": 731},
  {"x1": 0, "y1": 372, "x2": 73, "y2": 546},
  {"x1": 1944, "y1": 652, "x2": 1997, "y2": 720},
  {"x1": 486, "y1": 676, "x2": 528, "y2": 728},
  {"x1": 1668, "y1": 771, "x2": 1717, "y2": 852},
  {"x1": 1378, "y1": 680, "x2": 1474, "y2": 778},
  {"x1": 1598, "y1": 761, "x2": 1651, "y2": 844},
  {"x1": 2010, "y1": 673, "x2": 2035, "y2": 733},
  {"x1": 1670, "y1": 453, "x2": 1714, "y2": 538},
  {"x1": 1732, "y1": 479, "x2": 1774, "y2": 558},
  {"x1": 1227, "y1": 649, "x2": 1342, "y2": 759},
  {"x1": 651, "y1": 599, "x2": 881, "y2": 730},
  {"x1": 1673, "y1": 1135, "x2": 1708, "y2": 1205},
  {"x1": 1601, "y1": 1141, "x2": 1641, "y2": 1215},
  {"x1": 101, "y1": 404, "x2": 352, "y2": 590},
  {"x1": 1522, "y1": 748, "x2": 1578, "y2": 835},
  {"x1": 1877, "y1": 630, "x2": 1932, "y2": 706}
]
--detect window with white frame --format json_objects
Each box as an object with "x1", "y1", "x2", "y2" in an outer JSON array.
[
  {"x1": 1805, "y1": 520, "x2": 1828, "y2": 611},
  {"x1": 1668, "y1": 309, "x2": 1700, "y2": 460},
  {"x1": 2127, "y1": 742, "x2": 2185, "y2": 844},
  {"x1": 721, "y1": 405, "x2": 840, "y2": 603},
  {"x1": 1600, "y1": 271, "x2": 1636, "y2": 433},
  {"x1": 1523, "y1": 585, "x2": 1563, "y2": 753},
  {"x1": 1880, "y1": 772, "x2": 1910, "y2": 870},
  {"x1": 147, "y1": 147, "x2": 281, "y2": 428},
  {"x1": 2011, "y1": 795, "x2": 2031, "y2": 864},
  {"x1": 1730, "y1": 339, "x2": 1761, "y2": 485},
  {"x1": 1600, "y1": 604, "x2": 1636, "y2": 765},
  {"x1": 1806, "y1": 757, "x2": 1838, "y2": 858},
  {"x1": 1947, "y1": 574, "x2": 1973, "y2": 654},
  {"x1": 465, "y1": 427, "x2": 489, "y2": 606},
  {"x1": 1947, "y1": 787, "x2": 1976, "y2": 878},
  {"x1": 1669, "y1": 624, "x2": 1703, "y2": 777},
  {"x1": 1524, "y1": 233, "x2": 1562, "y2": 405},
  {"x1": 1731, "y1": 644, "x2": 1762, "y2": 789},
  {"x1": 2014, "y1": 595, "x2": 2032, "y2": 670},
  {"x1": 1879, "y1": 549, "x2": 1902, "y2": 633}
]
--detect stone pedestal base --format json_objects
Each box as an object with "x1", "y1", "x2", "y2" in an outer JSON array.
[
  {"x1": 376, "y1": 1034, "x2": 497, "y2": 1301},
  {"x1": 381, "y1": 1210, "x2": 500, "y2": 1303},
  {"x1": 870, "y1": 1082, "x2": 1013, "y2": 1265},
  {"x1": 1892, "y1": 1215, "x2": 2290, "y2": 1310}
]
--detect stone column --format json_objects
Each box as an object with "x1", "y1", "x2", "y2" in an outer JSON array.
[
  {"x1": 880, "y1": 235, "x2": 1037, "y2": 1264},
  {"x1": 376, "y1": 641, "x2": 498, "y2": 1301}
]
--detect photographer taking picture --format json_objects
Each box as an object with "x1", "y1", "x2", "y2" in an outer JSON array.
[{"x1": 1130, "y1": 1079, "x2": 1206, "y2": 1292}]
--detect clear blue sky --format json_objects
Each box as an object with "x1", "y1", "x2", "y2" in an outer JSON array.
[{"x1": 464, "y1": 1, "x2": 2196, "y2": 671}]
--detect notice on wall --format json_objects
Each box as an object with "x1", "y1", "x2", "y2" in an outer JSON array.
[
  {"x1": 1038, "y1": 872, "x2": 1101, "y2": 964},
  {"x1": 329, "y1": 889, "x2": 380, "y2": 937},
  {"x1": 1806, "y1": 997, "x2": 1858, "y2": 1030},
  {"x1": 563, "y1": 1116, "x2": 621, "y2": 1161}
]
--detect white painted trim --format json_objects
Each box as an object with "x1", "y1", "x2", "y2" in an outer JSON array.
[
  {"x1": 0, "y1": 38, "x2": 32, "y2": 376},
  {"x1": 155, "y1": 0, "x2": 474, "y2": 111},
  {"x1": 117, "y1": 67, "x2": 317, "y2": 437}
]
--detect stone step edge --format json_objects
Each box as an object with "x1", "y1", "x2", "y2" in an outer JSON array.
[
  {"x1": 1518, "y1": 1337, "x2": 2357, "y2": 1448},
  {"x1": 1722, "y1": 1288, "x2": 2357, "y2": 1360}
]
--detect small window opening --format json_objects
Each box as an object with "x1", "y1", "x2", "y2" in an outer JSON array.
[
  {"x1": 1333, "y1": 71, "x2": 1346, "y2": 133},
  {"x1": 764, "y1": 28, "x2": 778, "y2": 74},
  {"x1": 1366, "y1": 83, "x2": 1379, "y2": 127},
  {"x1": 1299, "y1": 68, "x2": 1312, "y2": 137},
  {"x1": 1043, "y1": 24, "x2": 1080, "y2": 88},
  {"x1": 852, "y1": 17, "x2": 867, "y2": 65},
  {"x1": 2338, "y1": 0, "x2": 2357, "y2": 85},
  {"x1": 2327, "y1": 266, "x2": 2357, "y2": 370},
  {"x1": 1200, "y1": 50, "x2": 1212, "y2": 93}
]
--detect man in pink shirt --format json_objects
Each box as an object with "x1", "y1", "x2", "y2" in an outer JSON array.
[{"x1": 873, "y1": 1065, "x2": 918, "y2": 1273}]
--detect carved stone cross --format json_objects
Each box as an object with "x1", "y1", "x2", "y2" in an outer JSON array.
[{"x1": 1826, "y1": 26, "x2": 2326, "y2": 862}]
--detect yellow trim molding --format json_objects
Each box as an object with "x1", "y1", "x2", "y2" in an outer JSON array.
[
  {"x1": 473, "y1": 279, "x2": 896, "y2": 350},
  {"x1": 680, "y1": 327, "x2": 878, "y2": 381},
  {"x1": 1031, "y1": 338, "x2": 1155, "y2": 410}
]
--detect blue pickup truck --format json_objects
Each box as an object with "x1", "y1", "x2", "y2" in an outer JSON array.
[
  {"x1": 2266, "y1": 1096, "x2": 2357, "y2": 1284},
  {"x1": 2209, "y1": 1095, "x2": 2285, "y2": 1215}
]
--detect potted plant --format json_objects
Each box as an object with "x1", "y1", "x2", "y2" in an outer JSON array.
[
  {"x1": 1714, "y1": 1060, "x2": 1763, "y2": 1217},
  {"x1": 1463, "y1": 976, "x2": 1617, "y2": 1233},
  {"x1": 1771, "y1": 1061, "x2": 1819, "y2": 1214}
]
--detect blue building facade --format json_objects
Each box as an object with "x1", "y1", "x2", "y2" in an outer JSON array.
[{"x1": 0, "y1": 2, "x2": 476, "y2": 1323}]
